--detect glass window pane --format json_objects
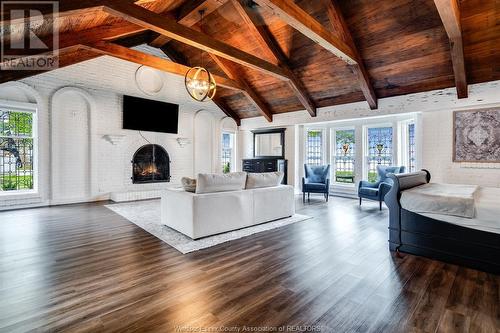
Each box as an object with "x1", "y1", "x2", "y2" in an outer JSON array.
[
  {"x1": 306, "y1": 130, "x2": 323, "y2": 165},
  {"x1": 367, "y1": 127, "x2": 393, "y2": 182},
  {"x1": 408, "y1": 123, "x2": 416, "y2": 172},
  {"x1": 221, "y1": 133, "x2": 233, "y2": 173},
  {"x1": 0, "y1": 138, "x2": 34, "y2": 191},
  {"x1": 0, "y1": 110, "x2": 35, "y2": 192},
  {"x1": 0, "y1": 111, "x2": 33, "y2": 137},
  {"x1": 334, "y1": 129, "x2": 355, "y2": 184}
]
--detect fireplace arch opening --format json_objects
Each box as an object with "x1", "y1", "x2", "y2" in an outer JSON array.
[{"x1": 132, "y1": 144, "x2": 170, "y2": 184}]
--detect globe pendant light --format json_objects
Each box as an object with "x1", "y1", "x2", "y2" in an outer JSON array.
[{"x1": 185, "y1": 10, "x2": 216, "y2": 102}]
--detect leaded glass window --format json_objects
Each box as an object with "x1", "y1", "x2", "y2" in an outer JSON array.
[
  {"x1": 408, "y1": 123, "x2": 416, "y2": 172},
  {"x1": 0, "y1": 109, "x2": 35, "y2": 192},
  {"x1": 334, "y1": 129, "x2": 355, "y2": 183},
  {"x1": 221, "y1": 132, "x2": 234, "y2": 173},
  {"x1": 306, "y1": 130, "x2": 323, "y2": 165},
  {"x1": 367, "y1": 127, "x2": 393, "y2": 182}
]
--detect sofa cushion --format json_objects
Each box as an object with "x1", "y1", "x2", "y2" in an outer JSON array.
[
  {"x1": 181, "y1": 177, "x2": 196, "y2": 193},
  {"x1": 303, "y1": 182, "x2": 328, "y2": 191},
  {"x1": 359, "y1": 187, "x2": 379, "y2": 196},
  {"x1": 246, "y1": 171, "x2": 284, "y2": 189},
  {"x1": 196, "y1": 172, "x2": 247, "y2": 194}
]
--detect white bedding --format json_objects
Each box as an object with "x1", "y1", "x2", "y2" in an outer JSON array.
[
  {"x1": 413, "y1": 187, "x2": 500, "y2": 234},
  {"x1": 400, "y1": 183, "x2": 478, "y2": 218}
]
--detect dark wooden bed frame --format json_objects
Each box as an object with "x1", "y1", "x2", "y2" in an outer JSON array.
[{"x1": 384, "y1": 170, "x2": 500, "y2": 274}]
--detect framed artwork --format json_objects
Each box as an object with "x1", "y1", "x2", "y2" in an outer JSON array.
[{"x1": 453, "y1": 108, "x2": 500, "y2": 162}]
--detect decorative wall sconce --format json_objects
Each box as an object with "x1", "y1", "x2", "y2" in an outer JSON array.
[
  {"x1": 103, "y1": 134, "x2": 126, "y2": 145},
  {"x1": 176, "y1": 137, "x2": 191, "y2": 148}
]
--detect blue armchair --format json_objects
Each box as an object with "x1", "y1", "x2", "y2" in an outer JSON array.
[
  {"x1": 302, "y1": 164, "x2": 330, "y2": 203},
  {"x1": 358, "y1": 165, "x2": 406, "y2": 210}
]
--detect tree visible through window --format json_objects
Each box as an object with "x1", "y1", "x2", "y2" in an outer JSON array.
[
  {"x1": 334, "y1": 129, "x2": 355, "y2": 183},
  {"x1": 367, "y1": 127, "x2": 393, "y2": 182},
  {"x1": 0, "y1": 109, "x2": 35, "y2": 192},
  {"x1": 221, "y1": 132, "x2": 234, "y2": 173},
  {"x1": 306, "y1": 130, "x2": 323, "y2": 165}
]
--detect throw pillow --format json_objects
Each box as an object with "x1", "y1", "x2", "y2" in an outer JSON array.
[
  {"x1": 181, "y1": 177, "x2": 197, "y2": 193},
  {"x1": 196, "y1": 172, "x2": 247, "y2": 194},
  {"x1": 245, "y1": 171, "x2": 284, "y2": 189}
]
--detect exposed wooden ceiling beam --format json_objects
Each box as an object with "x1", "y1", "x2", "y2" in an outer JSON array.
[
  {"x1": 167, "y1": 15, "x2": 273, "y2": 122},
  {"x1": 233, "y1": 0, "x2": 316, "y2": 117},
  {"x1": 433, "y1": 0, "x2": 468, "y2": 98},
  {"x1": 160, "y1": 45, "x2": 241, "y2": 125},
  {"x1": 0, "y1": 40, "x2": 243, "y2": 91},
  {"x1": 101, "y1": 1, "x2": 290, "y2": 81},
  {"x1": 211, "y1": 98, "x2": 242, "y2": 126},
  {"x1": 149, "y1": 0, "x2": 228, "y2": 48},
  {"x1": 0, "y1": 46, "x2": 100, "y2": 84},
  {"x1": 252, "y1": 0, "x2": 357, "y2": 65},
  {"x1": 0, "y1": 0, "x2": 105, "y2": 25},
  {"x1": 0, "y1": 0, "x2": 157, "y2": 25},
  {"x1": 0, "y1": 22, "x2": 148, "y2": 60},
  {"x1": 83, "y1": 41, "x2": 244, "y2": 91},
  {"x1": 210, "y1": 54, "x2": 273, "y2": 121},
  {"x1": 322, "y1": 0, "x2": 377, "y2": 109}
]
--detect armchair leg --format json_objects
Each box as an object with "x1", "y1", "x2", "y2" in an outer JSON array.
[
  {"x1": 359, "y1": 197, "x2": 362, "y2": 205},
  {"x1": 379, "y1": 200, "x2": 382, "y2": 210},
  {"x1": 326, "y1": 193, "x2": 329, "y2": 202},
  {"x1": 303, "y1": 192, "x2": 305, "y2": 203},
  {"x1": 308, "y1": 192, "x2": 310, "y2": 202}
]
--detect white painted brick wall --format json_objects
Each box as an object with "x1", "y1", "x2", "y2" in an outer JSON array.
[
  {"x1": 239, "y1": 80, "x2": 500, "y2": 189},
  {"x1": 0, "y1": 55, "x2": 227, "y2": 209}
]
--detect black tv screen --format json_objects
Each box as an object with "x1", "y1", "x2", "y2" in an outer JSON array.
[{"x1": 123, "y1": 95, "x2": 179, "y2": 134}]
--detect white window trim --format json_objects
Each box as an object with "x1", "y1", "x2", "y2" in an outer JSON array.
[
  {"x1": 398, "y1": 119, "x2": 416, "y2": 172},
  {"x1": 363, "y1": 123, "x2": 395, "y2": 180},
  {"x1": 221, "y1": 131, "x2": 236, "y2": 173},
  {"x1": 330, "y1": 126, "x2": 356, "y2": 187},
  {"x1": 0, "y1": 101, "x2": 38, "y2": 196},
  {"x1": 304, "y1": 127, "x2": 327, "y2": 165}
]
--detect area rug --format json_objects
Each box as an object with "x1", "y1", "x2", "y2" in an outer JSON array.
[{"x1": 105, "y1": 199, "x2": 312, "y2": 254}]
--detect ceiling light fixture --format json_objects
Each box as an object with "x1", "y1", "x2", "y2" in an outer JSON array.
[{"x1": 185, "y1": 10, "x2": 216, "y2": 102}]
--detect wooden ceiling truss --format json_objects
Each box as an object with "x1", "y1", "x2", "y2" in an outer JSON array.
[{"x1": 1, "y1": 0, "x2": 496, "y2": 123}]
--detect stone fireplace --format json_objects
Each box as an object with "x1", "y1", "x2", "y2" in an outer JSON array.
[{"x1": 132, "y1": 144, "x2": 170, "y2": 184}]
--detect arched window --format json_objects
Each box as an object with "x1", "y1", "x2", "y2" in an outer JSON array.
[{"x1": 0, "y1": 104, "x2": 36, "y2": 193}]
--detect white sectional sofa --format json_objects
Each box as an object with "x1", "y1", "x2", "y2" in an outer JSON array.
[{"x1": 161, "y1": 172, "x2": 295, "y2": 239}]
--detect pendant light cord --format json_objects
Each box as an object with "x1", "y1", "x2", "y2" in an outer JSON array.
[
  {"x1": 200, "y1": 10, "x2": 205, "y2": 68},
  {"x1": 139, "y1": 131, "x2": 151, "y2": 144}
]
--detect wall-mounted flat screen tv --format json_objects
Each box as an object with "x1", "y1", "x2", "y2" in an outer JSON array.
[{"x1": 123, "y1": 95, "x2": 179, "y2": 134}]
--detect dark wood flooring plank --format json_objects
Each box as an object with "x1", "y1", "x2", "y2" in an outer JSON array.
[{"x1": 0, "y1": 197, "x2": 497, "y2": 333}]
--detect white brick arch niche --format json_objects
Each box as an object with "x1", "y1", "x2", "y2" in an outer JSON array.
[
  {"x1": 50, "y1": 87, "x2": 96, "y2": 204},
  {"x1": 193, "y1": 109, "x2": 216, "y2": 175}
]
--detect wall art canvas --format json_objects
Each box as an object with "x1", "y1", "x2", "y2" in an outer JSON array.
[{"x1": 453, "y1": 108, "x2": 500, "y2": 162}]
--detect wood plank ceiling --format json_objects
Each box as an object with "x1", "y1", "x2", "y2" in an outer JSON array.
[{"x1": 1, "y1": 0, "x2": 498, "y2": 124}]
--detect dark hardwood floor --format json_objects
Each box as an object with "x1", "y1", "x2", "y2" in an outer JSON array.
[{"x1": 0, "y1": 196, "x2": 498, "y2": 333}]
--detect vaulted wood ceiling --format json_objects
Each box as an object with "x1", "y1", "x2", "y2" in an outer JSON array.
[{"x1": 1, "y1": 0, "x2": 499, "y2": 124}]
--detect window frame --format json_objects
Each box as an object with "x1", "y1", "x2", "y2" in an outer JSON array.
[
  {"x1": 363, "y1": 123, "x2": 395, "y2": 181},
  {"x1": 304, "y1": 127, "x2": 326, "y2": 166},
  {"x1": 221, "y1": 131, "x2": 236, "y2": 173},
  {"x1": 330, "y1": 126, "x2": 356, "y2": 187},
  {"x1": 398, "y1": 119, "x2": 417, "y2": 173},
  {"x1": 0, "y1": 101, "x2": 38, "y2": 196}
]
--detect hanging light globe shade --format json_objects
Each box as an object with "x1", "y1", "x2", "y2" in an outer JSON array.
[{"x1": 184, "y1": 66, "x2": 216, "y2": 102}]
